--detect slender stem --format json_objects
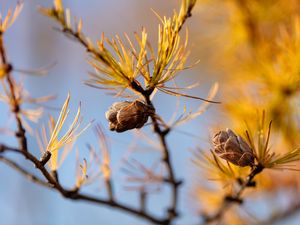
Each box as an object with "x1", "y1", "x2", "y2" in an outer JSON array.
[
  {"x1": 144, "y1": 95, "x2": 181, "y2": 223},
  {"x1": 140, "y1": 189, "x2": 147, "y2": 213},
  {"x1": 0, "y1": 34, "x2": 28, "y2": 152},
  {"x1": 105, "y1": 177, "x2": 114, "y2": 202}
]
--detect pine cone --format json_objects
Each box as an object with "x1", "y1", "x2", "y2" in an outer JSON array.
[
  {"x1": 213, "y1": 129, "x2": 254, "y2": 167},
  {"x1": 105, "y1": 100, "x2": 155, "y2": 132}
]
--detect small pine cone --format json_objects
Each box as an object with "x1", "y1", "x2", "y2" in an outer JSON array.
[
  {"x1": 212, "y1": 129, "x2": 254, "y2": 167},
  {"x1": 105, "y1": 100, "x2": 155, "y2": 132}
]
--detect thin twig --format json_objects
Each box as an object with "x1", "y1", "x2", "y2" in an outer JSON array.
[
  {"x1": 202, "y1": 164, "x2": 264, "y2": 224},
  {"x1": 146, "y1": 95, "x2": 182, "y2": 222},
  {"x1": 105, "y1": 178, "x2": 114, "y2": 202},
  {"x1": 0, "y1": 34, "x2": 28, "y2": 152}
]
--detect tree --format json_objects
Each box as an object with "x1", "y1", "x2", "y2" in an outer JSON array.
[{"x1": 1, "y1": 0, "x2": 300, "y2": 224}]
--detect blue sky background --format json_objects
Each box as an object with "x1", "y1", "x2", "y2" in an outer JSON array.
[{"x1": 0, "y1": 1, "x2": 299, "y2": 225}]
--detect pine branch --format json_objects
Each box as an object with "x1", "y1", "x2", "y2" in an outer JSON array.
[
  {"x1": 202, "y1": 164, "x2": 264, "y2": 224},
  {"x1": 0, "y1": 144, "x2": 170, "y2": 225}
]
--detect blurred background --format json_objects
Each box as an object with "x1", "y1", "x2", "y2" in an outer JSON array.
[{"x1": 1, "y1": 0, "x2": 300, "y2": 225}]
